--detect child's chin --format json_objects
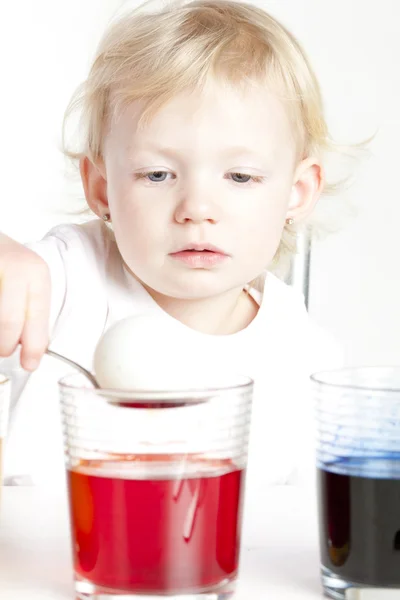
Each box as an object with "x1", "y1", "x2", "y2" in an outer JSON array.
[{"x1": 155, "y1": 273, "x2": 234, "y2": 300}]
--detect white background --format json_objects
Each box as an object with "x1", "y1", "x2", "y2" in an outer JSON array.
[{"x1": 1, "y1": 0, "x2": 399, "y2": 366}]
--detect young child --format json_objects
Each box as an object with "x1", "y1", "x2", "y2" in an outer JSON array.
[{"x1": 0, "y1": 0, "x2": 343, "y2": 488}]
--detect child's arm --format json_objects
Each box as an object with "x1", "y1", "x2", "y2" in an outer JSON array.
[
  {"x1": 0, "y1": 221, "x2": 107, "y2": 485},
  {"x1": 0, "y1": 233, "x2": 51, "y2": 371}
]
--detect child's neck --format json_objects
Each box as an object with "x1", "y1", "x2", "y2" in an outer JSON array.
[{"x1": 144, "y1": 285, "x2": 259, "y2": 335}]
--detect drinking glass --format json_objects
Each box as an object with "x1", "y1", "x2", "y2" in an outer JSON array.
[
  {"x1": 312, "y1": 367, "x2": 400, "y2": 599},
  {"x1": 59, "y1": 373, "x2": 253, "y2": 600},
  {"x1": 0, "y1": 374, "x2": 10, "y2": 490}
]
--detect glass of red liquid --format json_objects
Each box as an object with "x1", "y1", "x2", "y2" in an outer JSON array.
[
  {"x1": 59, "y1": 373, "x2": 253, "y2": 600},
  {"x1": 0, "y1": 374, "x2": 10, "y2": 491}
]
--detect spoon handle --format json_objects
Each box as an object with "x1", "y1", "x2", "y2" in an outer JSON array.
[{"x1": 45, "y1": 349, "x2": 99, "y2": 388}]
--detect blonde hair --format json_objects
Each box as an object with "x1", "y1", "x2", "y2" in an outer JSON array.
[{"x1": 63, "y1": 0, "x2": 365, "y2": 279}]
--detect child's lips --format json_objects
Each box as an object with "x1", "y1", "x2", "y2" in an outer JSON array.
[
  {"x1": 169, "y1": 246, "x2": 229, "y2": 268},
  {"x1": 171, "y1": 242, "x2": 228, "y2": 255}
]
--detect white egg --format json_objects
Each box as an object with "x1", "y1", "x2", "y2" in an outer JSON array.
[{"x1": 93, "y1": 314, "x2": 227, "y2": 391}]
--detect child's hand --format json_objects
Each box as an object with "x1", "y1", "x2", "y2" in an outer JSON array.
[{"x1": 0, "y1": 233, "x2": 51, "y2": 371}]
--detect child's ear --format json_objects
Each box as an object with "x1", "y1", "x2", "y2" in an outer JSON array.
[
  {"x1": 80, "y1": 156, "x2": 109, "y2": 218},
  {"x1": 287, "y1": 157, "x2": 324, "y2": 222}
]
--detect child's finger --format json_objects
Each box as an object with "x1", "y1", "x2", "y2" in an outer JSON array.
[
  {"x1": 19, "y1": 273, "x2": 51, "y2": 371},
  {"x1": 0, "y1": 273, "x2": 27, "y2": 357}
]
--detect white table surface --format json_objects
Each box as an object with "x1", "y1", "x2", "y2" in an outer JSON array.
[{"x1": 0, "y1": 484, "x2": 325, "y2": 599}]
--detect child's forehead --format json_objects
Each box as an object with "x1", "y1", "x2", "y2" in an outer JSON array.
[{"x1": 108, "y1": 81, "x2": 297, "y2": 152}]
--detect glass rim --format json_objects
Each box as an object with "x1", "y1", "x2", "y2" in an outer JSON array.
[
  {"x1": 58, "y1": 372, "x2": 254, "y2": 402},
  {"x1": 311, "y1": 365, "x2": 400, "y2": 394}
]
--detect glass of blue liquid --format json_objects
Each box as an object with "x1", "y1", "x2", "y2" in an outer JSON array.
[{"x1": 312, "y1": 367, "x2": 400, "y2": 600}]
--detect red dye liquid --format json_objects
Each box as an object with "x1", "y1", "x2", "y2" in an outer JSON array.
[{"x1": 68, "y1": 458, "x2": 244, "y2": 594}]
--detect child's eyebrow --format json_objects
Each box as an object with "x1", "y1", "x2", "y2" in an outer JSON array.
[
  {"x1": 220, "y1": 146, "x2": 267, "y2": 160},
  {"x1": 127, "y1": 143, "x2": 268, "y2": 164},
  {"x1": 127, "y1": 142, "x2": 181, "y2": 160}
]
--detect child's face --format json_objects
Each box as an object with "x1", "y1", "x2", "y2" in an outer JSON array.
[{"x1": 89, "y1": 80, "x2": 321, "y2": 299}]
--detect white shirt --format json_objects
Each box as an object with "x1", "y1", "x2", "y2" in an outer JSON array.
[{"x1": 0, "y1": 219, "x2": 342, "y2": 490}]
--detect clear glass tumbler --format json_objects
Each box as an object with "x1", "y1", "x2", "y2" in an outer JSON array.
[
  {"x1": 0, "y1": 374, "x2": 10, "y2": 489},
  {"x1": 59, "y1": 373, "x2": 253, "y2": 600},
  {"x1": 312, "y1": 367, "x2": 400, "y2": 599}
]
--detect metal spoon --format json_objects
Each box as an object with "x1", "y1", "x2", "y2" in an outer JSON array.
[{"x1": 46, "y1": 349, "x2": 100, "y2": 388}]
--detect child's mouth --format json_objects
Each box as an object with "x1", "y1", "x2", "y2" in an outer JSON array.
[{"x1": 169, "y1": 244, "x2": 229, "y2": 268}]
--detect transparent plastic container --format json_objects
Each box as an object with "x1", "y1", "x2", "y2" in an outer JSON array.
[
  {"x1": 312, "y1": 367, "x2": 400, "y2": 599},
  {"x1": 59, "y1": 373, "x2": 253, "y2": 600}
]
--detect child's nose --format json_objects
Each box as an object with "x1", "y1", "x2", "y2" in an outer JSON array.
[{"x1": 173, "y1": 187, "x2": 221, "y2": 225}]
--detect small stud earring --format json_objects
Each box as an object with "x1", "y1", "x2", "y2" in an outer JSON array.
[
  {"x1": 102, "y1": 214, "x2": 110, "y2": 222},
  {"x1": 286, "y1": 217, "x2": 294, "y2": 226}
]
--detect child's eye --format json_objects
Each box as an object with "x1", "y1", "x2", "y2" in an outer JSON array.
[
  {"x1": 226, "y1": 173, "x2": 264, "y2": 184},
  {"x1": 135, "y1": 171, "x2": 173, "y2": 182},
  {"x1": 147, "y1": 171, "x2": 168, "y2": 182}
]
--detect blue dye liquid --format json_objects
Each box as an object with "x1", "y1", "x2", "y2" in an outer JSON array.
[{"x1": 318, "y1": 455, "x2": 400, "y2": 586}]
